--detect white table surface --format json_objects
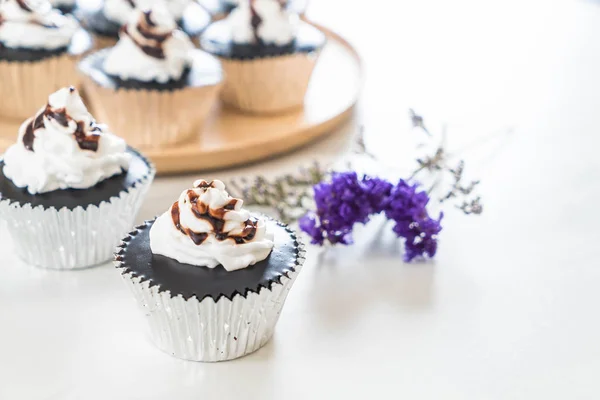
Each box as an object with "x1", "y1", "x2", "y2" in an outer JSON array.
[{"x1": 2, "y1": 0, "x2": 600, "y2": 398}]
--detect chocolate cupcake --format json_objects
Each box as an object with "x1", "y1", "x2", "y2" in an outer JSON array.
[
  {"x1": 76, "y1": 0, "x2": 211, "y2": 49},
  {"x1": 80, "y1": 5, "x2": 222, "y2": 148},
  {"x1": 201, "y1": 0, "x2": 325, "y2": 114},
  {"x1": 0, "y1": 0, "x2": 93, "y2": 120},
  {"x1": 115, "y1": 179, "x2": 305, "y2": 362},
  {"x1": 0, "y1": 86, "x2": 155, "y2": 270}
]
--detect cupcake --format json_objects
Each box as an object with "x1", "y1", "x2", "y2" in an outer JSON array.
[
  {"x1": 79, "y1": 5, "x2": 223, "y2": 148},
  {"x1": 0, "y1": 86, "x2": 155, "y2": 270},
  {"x1": 76, "y1": 0, "x2": 211, "y2": 49},
  {"x1": 115, "y1": 179, "x2": 305, "y2": 362},
  {"x1": 0, "y1": 0, "x2": 93, "y2": 120},
  {"x1": 200, "y1": 0, "x2": 325, "y2": 114},
  {"x1": 50, "y1": 0, "x2": 76, "y2": 14}
]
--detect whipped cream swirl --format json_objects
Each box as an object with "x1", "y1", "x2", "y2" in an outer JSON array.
[
  {"x1": 103, "y1": 0, "x2": 191, "y2": 26},
  {"x1": 2, "y1": 87, "x2": 131, "y2": 195},
  {"x1": 103, "y1": 5, "x2": 193, "y2": 83},
  {"x1": 0, "y1": 0, "x2": 79, "y2": 49},
  {"x1": 229, "y1": 0, "x2": 297, "y2": 46},
  {"x1": 150, "y1": 179, "x2": 275, "y2": 272}
]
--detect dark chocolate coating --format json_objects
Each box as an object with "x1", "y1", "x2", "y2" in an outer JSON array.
[
  {"x1": 0, "y1": 148, "x2": 152, "y2": 210},
  {"x1": 200, "y1": 20, "x2": 325, "y2": 60},
  {"x1": 56, "y1": 3, "x2": 76, "y2": 14},
  {"x1": 76, "y1": 1, "x2": 210, "y2": 40},
  {"x1": 116, "y1": 218, "x2": 300, "y2": 301},
  {"x1": 79, "y1": 48, "x2": 222, "y2": 91},
  {"x1": 75, "y1": 5, "x2": 121, "y2": 39},
  {"x1": 0, "y1": 29, "x2": 93, "y2": 62}
]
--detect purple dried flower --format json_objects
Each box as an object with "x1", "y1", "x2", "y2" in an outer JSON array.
[
  {"x1": 315, "y1": 172, "x2": 367, "y2": 244},
  {"x1": 299, "y1": 173, "x2": 443, "y2": 262},
  {"x1": 362, "y1": 176, "x2": 393, "y2": 210},
  {"x1": 298, "y1": 212, "x2": 324, "y2": 245},
  {"x1": 304, "y1": 172, "x2": 376, "y2": 245},
  {"x1": 384, "y1": 180, "x2": 443, "y2": 262}
]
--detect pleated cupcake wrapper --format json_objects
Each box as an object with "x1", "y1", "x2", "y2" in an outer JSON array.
[
  {"x1": 0, "y1": 54, "x2": 84, "y2": 121},
  {"x1": 82, "y1": 76, "x2": 222, "y2": 149},
  {"x1": 116, "y1": 237, "x2": 306, "y2": 362},
  {"x1": 218, "y1": 51, "x2": 321, "y2": 114},
  {"x1": 0, "y1": 169, "x2": 155, "y2": 270}
]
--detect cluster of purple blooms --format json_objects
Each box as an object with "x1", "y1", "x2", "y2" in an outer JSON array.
[{"x1": 298, "y1": 172, "x2": 443, "y2": 262}]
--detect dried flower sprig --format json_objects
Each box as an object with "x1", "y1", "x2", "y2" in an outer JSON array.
[
  {"x1": 405, "y1": 110, "x2": 483, "y2": 214},
  {"x1": 456, "y1": 197, "x2": 483, "y2": 215},
  {"x1": 410, "y1": 108, "x2": 431, "y2": 136},
  {"x1": 353, "y1": 126, "x2": 377, "y2": 159},
  {"x1": 228, "y1": 161, "x2": 329, "y2": 224}
]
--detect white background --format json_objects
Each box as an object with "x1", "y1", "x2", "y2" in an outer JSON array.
[{"x1": 1, "y1": 0, "x2": 600, "y2": 398}]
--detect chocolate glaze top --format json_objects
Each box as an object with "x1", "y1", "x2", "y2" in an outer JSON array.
[{"x1": 116, "y1": 218, "x2": 301, "y2": 301}]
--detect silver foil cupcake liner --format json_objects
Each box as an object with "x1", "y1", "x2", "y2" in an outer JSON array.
[
  {"x1": 0, "y1": 165, "x2": 155, "y2": 270},
  {"x1": 115, "y1": 228, "x2": 306, "y2": 362}
]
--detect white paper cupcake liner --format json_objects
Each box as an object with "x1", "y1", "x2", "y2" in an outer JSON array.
[
  {"x1": 0, "y1": 154, "x2": 155, "y2": 270},
  {"x1": 115, "y1": 223, "x2": 306, "y2": 362}
]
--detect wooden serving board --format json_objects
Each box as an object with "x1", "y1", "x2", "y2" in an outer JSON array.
[{"x1": 0, "y1": 24, "x2": 362, "y2": 175}]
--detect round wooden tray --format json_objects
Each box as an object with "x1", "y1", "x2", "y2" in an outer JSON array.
[{"x1": 0, "y1": 24, "x2": 361, "y2": 175}]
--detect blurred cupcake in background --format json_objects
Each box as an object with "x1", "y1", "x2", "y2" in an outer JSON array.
[
  {"x1": 50, "y1": 0, "x2": 76, "y2": 14},
  {"x1": 0, "y1": 86, "x2": 155, "y2": 270},
  {"x1": 79, "y1": 4, "x2": 222, "y2": 148},
  {"x1": 201, "y1": 0, "x2": 324, "y2": 114},
  {"x1": 77, "y1": 0, "x2": 211, "y2": 49},
  {"x1": 115, "y1": 179, "x2": 305, "y2": 361},
  {"x1": 0, "y1": 0, "x2": 92, "y2": 120}
]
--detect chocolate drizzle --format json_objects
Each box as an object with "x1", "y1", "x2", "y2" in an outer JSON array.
[
  {"x1": 248, "y1": 0, "x2": 287, "y2": 44},
  {"x1": 16, "y1": 0, "x2": 33, "y2": 12},
  {"x1": 249, "y1": 0, "x2": 262, "y2": 44},
  {"x1": 143, "y1": 10, "x2": 156, "y2": 27},
  {"x1": 22, "y1": 111, "x2": 45, "y2": 151},
  {"x1": 123, "y1": 10, "x2": 173, "y2": 59},
  {"x1": 170, "y1": 181, "x2": 259, "y2": 246},
  {"x1": 172, "y1": 201, "x2": 209, "y2": 245},
  {"x1": 74, "y1": 121, "x2": 100, "y2": 151},
  {"x1": 22, "y1": 95, "x2": 101, "y2": 153}
]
